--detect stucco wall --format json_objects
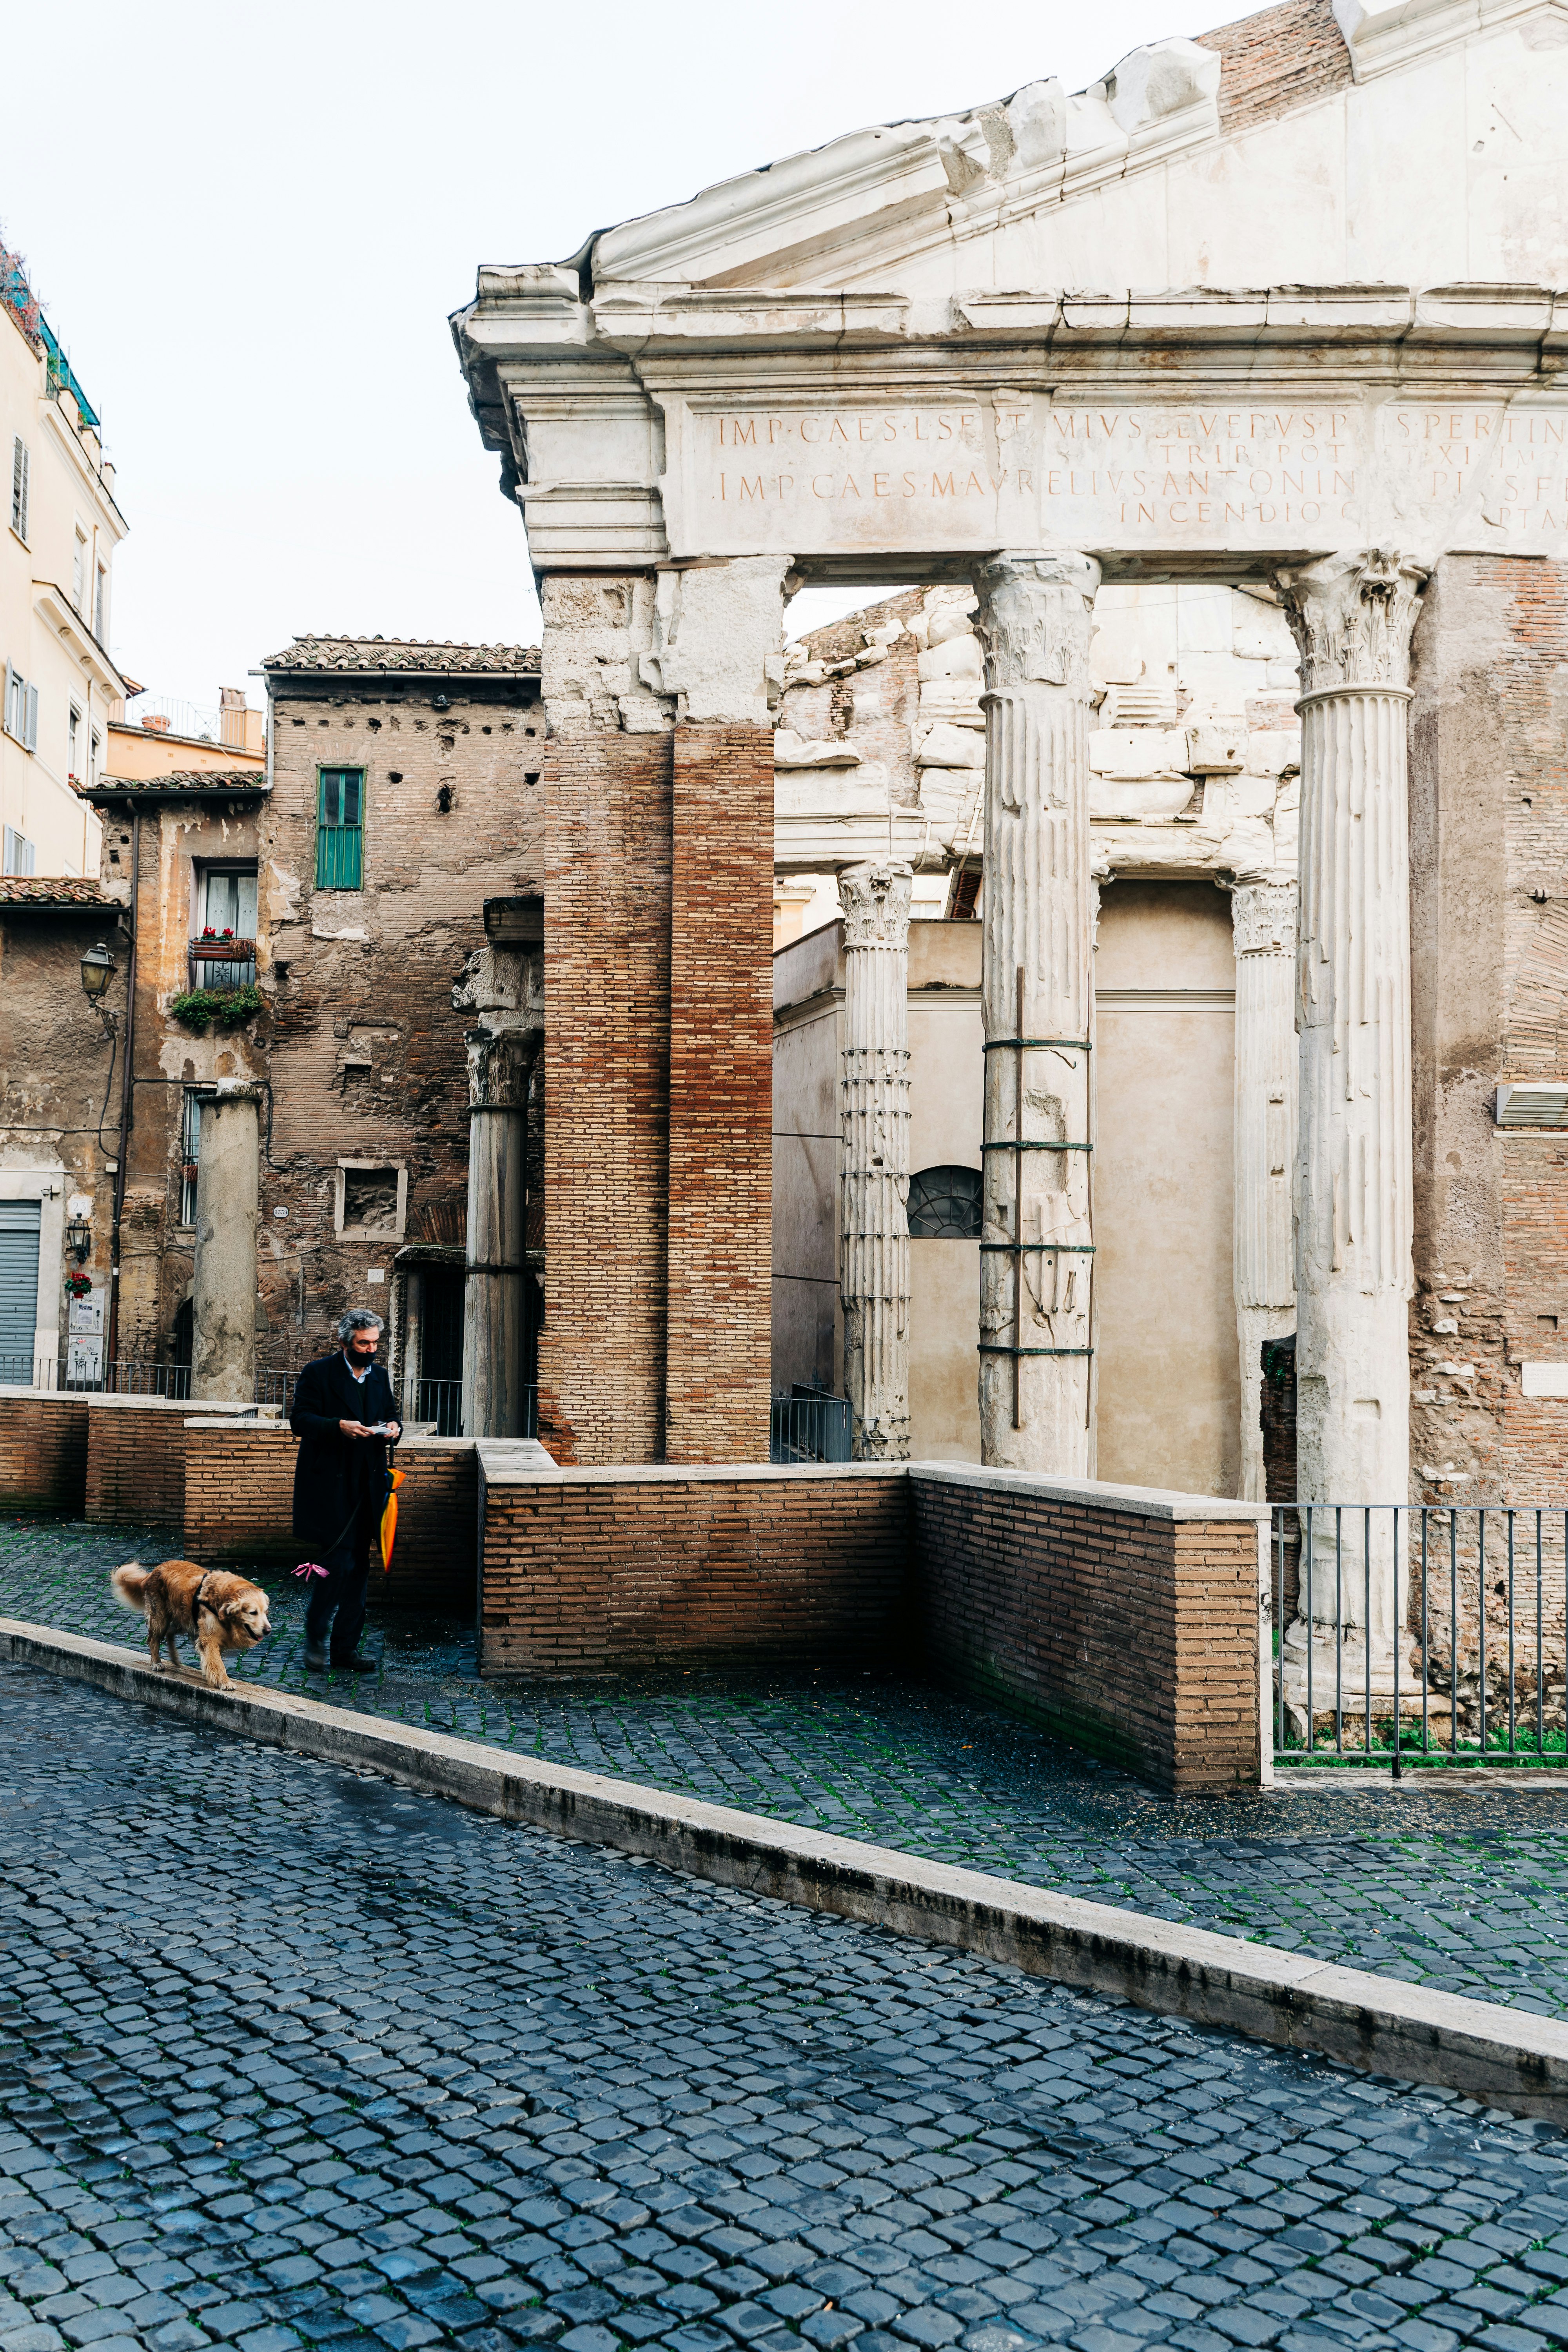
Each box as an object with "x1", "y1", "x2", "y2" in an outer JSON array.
[{"x1": 1094, "y1": 884, "x2": 1240, "y2": 1497}]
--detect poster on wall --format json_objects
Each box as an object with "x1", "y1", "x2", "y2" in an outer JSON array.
[{"x1": 67, "y1": 1287, "x2": 104, "y2": 1387}]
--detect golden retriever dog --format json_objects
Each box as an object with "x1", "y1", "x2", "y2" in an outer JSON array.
[{"x1": 111, "y1": 1559, "x2": 272, "y2": 1690}]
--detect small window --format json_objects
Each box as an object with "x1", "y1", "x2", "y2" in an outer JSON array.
[
  {"x1": 907, "y1": 1165, "x2": 984, "y2": 1240},
  {"x1": 67, "y1": 704, "x2": 80, "y2": 780},
  {"x1": 72, "y1": 529, "x2": 86, "y2": 612},
  {"x1": 94, "y1": 563, "x2": 106, "y2": 643},
  {"x1": 2, "y1": 826, "x2": 36, "y2": 877},
  {"x1": 3, "y1": 666, "x2": 36, "y2": 752},
  {"x1": 89, "y1": 726, "x2": 98, "y2": 784},
  {"x1": 9, "y1": 436, "x2": 28, "y2": 540},
  {"x1": 317, "y1": 766, "x2": 365, "y2": 890},
  {"x1": 179, "y1": 1087, "x2": 215, "y2": 1225},
  {"x1": 336, "y1": 1160, "x2": 406, "y2": 1242}
]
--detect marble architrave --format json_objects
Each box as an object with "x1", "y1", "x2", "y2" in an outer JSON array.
[
  {"x1": 974, "y1": 553, "x2": 1100, "y2": 1475},
  {"x1": 837, "y1": 861, "x2": 913, "y2": 1460}
]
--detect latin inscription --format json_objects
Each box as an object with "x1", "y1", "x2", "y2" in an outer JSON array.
[{"x1": 668, "y1": 397, "x2": 1568, "y2": 558}]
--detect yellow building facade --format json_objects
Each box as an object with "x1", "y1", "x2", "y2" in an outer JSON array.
[{"x1": 1, "y1": 252, "x2": 127, "y2": 878}]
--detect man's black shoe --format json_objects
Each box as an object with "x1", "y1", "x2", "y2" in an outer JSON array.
[{"x1": 331, "y1": 1655, "x2": 378, "y2": 1676}]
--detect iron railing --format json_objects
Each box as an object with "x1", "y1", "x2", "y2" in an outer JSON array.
[
  {"x1": 1270, "y1": 1504, "x2": 1567, "y2": 1771},
  {"x1": 770, "y1": 1389, "x2": 853, "y2": 1465},
  {"x1": 0, "y1": 1357, "x2": 539, "y2": 1441}
]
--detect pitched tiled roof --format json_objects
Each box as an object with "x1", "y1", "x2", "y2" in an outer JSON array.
[
  {"x1": 261, "y1": 636, "x2": 541, "y2": 675},
  {"x1": 0, "y1": 877, "x2": 120, "y2": 909},
  {"x1": 87, "y1": 771, "x2": 270, "y2": 799}
]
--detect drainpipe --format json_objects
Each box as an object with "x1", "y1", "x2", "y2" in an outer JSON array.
[{"x1": 105, "y1": 804, "x2": 139, "y2": 1374}]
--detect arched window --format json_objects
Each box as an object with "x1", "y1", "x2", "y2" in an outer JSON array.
[{"x1": 907, "y1": 1165, "x2": 983, "y2": 1240}]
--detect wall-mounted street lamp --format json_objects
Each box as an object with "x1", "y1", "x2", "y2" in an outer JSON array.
[
  {"x1": 65, "y1": 1215, "x2": 92, "y2": 1264},
  {"x1": 80, "y1": 940, "x2": 116, "y2": 1002}
]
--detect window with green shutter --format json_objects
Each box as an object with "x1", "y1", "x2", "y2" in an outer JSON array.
[{"x1": 316, "y1": 767, "x2": 365, "y2": 890}]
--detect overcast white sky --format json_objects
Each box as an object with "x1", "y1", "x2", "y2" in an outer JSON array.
[{"x1": 8, "y1": 0, "x2": 1196, "y2": 712}]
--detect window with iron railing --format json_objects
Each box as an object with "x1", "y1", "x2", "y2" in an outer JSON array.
[
  {"x1": 190, "y1": 865, "x2": 257, "y2": 987},
  {"x1": 316, "y1": 767, "x2": 365, "y2": 890}
]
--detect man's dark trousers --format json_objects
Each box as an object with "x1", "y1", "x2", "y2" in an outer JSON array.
[{"x1": 305, "y1": 1498, "x2": 377, "y2": 1662}]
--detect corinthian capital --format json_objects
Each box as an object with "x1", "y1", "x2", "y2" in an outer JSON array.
[
  {"x1": 973, "y1": 550, "x2": 1101, "y2": 695},
  {"x1": 1272, "y1": 550, "x2": 1427, "y2": 696},
  {"x1": 1229, "y1": 878, "x2": 1298, "y2": 956},
  {"x1": 837, "y1": 860, "x2": 912, "y2": 949},
  {"x1": 464, "y1": 1026, "x2": 538, "y2": 1110}
]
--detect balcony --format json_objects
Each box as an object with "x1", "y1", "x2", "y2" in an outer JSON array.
[{"x1": 188, "y1": 936, "x2": 256, "y2": 991}]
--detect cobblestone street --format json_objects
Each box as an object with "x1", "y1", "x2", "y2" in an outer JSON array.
[
  {"x1": 4, "y1": 1659, "x2": 1568, "y2": 2352},
  {"x1": 2, "y1": 1521, "x2": 1568, "y2": 2024}
]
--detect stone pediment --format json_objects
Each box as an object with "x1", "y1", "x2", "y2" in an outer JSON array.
[{"x1": 576, "y1": 0, "x2": 1568, "y2": 299}]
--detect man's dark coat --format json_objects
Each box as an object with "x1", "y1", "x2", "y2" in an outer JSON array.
[{"x1": 290, "y1": 1353, "x2": 398, "y2": 1546}]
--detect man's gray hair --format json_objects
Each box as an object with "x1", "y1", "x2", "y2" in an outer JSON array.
[{"x1": 337, "y1": 1308, "x2": 385, "y2": 1343}]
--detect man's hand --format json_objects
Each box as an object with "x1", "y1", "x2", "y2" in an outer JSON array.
[
  {"x1": 339, "y1": 1419, "x2": 374, "y2": 1438},
  {"x1": 386, "y1": 1421, "x2": 402, "y2": 1441}
]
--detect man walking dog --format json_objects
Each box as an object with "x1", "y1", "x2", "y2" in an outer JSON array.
[{"x1": 289, "y1": 1309, "x2": 401, "y2": 1673}]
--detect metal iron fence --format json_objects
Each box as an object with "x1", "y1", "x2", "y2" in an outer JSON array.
[
  {"x1": 770, "y1": 1389, "x2": 853, "y2": 1465},
  {"x1": 0, "y1": 1357, "x2": 541, "y2": 1442},
  {"x1": 1270, "y1": 1504, "x2": 1568, "y2": 1772}
]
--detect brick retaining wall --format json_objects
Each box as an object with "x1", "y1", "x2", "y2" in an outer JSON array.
[
  {"x1": 181, "y1": 1424, "x2": 478, "y2": 1616},
  {"x1": 84, "y1": 1397, "x2": 262, "y2": 1528},
  {"x1": 0, "y1": 1392, "x2": 90, "y2": 1511},
  {"x1": 911, "y1": 1468, "x2": 1263, "y2": 1792},
  {"x1": 477, "y1": 1453, "x2": 913, "y2": 1676}
]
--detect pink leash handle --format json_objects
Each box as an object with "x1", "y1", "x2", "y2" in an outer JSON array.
[{"x1": 292, "y1": 1561, "x2": 329, "y2": 1580}]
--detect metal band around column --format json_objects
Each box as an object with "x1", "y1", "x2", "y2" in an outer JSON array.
[{"x1": 984, "y1": 967, "x2": 1096, "y2": 1426}]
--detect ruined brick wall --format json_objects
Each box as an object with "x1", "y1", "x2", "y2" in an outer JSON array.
[
  {"x1": 911, "y1": 1471, "x2": 1263, "y2": 1793},
  {"x1": 666, "y1": 727, "x2": 775, "y2": 1463},
  {"x1": 1193, "y1": 0, "x2": 1352, "y2": 136},
  {"x1": 259, "y1": 672, "x2": 545, "y2": 1390},
  {"x1": 0, "y1": 1393, "x2": 89, "y2": 1511},
  {"x1": 478, "y1": 1463, "x2": 912, "y2": 1674},
  {"x1": 182, "y1": 1420, "x2": 296, "y2": 1560},
  {"x1": 538, "y1": 729, "x2": 673, "y2": 1465},
  {"x1": 1410, "y1": 557, "x2": 1568, "y2": 1505}
]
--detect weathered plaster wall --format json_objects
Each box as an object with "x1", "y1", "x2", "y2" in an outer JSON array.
[{"x1": 260, "y1": 674, "x2": 544, "y2": 1383}]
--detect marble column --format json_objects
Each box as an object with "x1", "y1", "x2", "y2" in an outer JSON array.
[
  {"x1": 1273, "y1": 550, "x2": 1426, "y2": 1690},
  {"x1": 1230, "y1": 878, "x2": 1298, "y2": 1503},
  {"x1": 461, "y1": 1026, "x2": 538, "y2": 1441},
  {"x1": 191, "y1": 1085, "x2": 261, "y2": 1405},
  {"x1": 973, "y1": 550, "x2": 1101, "y2": 1474},
  {"x1": 838, "y1": 860, "x2": 912, "y2": 1461}
]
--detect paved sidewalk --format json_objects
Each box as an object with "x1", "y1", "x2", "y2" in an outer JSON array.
[
  {"x1": 3, "y1": 1660, "x2": 1568, "y2": 2352},
  {"x1": 4, "y1": 1517, "x2": 1568, "y2": 2022}
]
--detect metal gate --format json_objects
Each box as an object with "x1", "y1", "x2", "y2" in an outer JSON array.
[{"x1": 1270, "y1": 1504, "x2": 1567, "y2": 1771}]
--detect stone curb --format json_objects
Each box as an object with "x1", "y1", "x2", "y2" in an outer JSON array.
[{"x1": 6, "y1": 1613, "x2": 1567, "y2": 2123}]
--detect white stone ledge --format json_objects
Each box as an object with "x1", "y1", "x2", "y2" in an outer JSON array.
[
  {"x1": 474, "y1": 1446, "x2": 1267, "y2": 1523},
  {"x1": 3, "y1": 1614, "x2": 1562, "y2": 2122}
]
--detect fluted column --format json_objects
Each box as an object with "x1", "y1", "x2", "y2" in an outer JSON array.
[
  {"x1": 1273, "y1": 550, "x2": 1426, "y2": 1687},
  {"x1": 838, "y1": 861, "x2": 912, "y2": 1460},
  {"x1": 1230, "y1": 879, "x2": 1298, "y2": 1502},
  {"x1": 462, "y1": 1027, "x2": 539, "y2": 1440},
  {"x1": 973, "y1": 550, "x2": 1101, "y2": 1473}
]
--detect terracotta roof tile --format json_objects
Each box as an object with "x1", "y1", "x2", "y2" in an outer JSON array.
[
  {"x1": 88, "y1": 771, "x2": 270, "y2": 798},
  {"x1": 261, "y1": 636, "x2": 541, "y2": 675},
  {"x1": 0, "y1": 877, "x2": 120, "y2": 908}
]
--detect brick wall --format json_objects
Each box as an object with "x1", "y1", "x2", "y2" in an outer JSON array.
[
  {"x1": 180, "y1": 1424, "x2": 477, "y2": 1615},
  {"x1": 911, "y1": 1470, "x2": 1263, "y2": 1793},
  {"x1": 0, "y1": 1393, "x2": 90, "y2": 1511},
  {"x1": 1193, "y1": 0, "x2": 1352, "y2": 136},
  {"x1": 478, "y1": 1461, "x2": 913, "y2": 1675},
  {"x1": 84, "y1": 1398, "x2": 227, "y2": 1526},
  {"x1": 539, "y1": 729, "x2": 673, "y2": 1465},
  {"x1": 666, "y1": 725, "x2": 775, "y2": 1463}
]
